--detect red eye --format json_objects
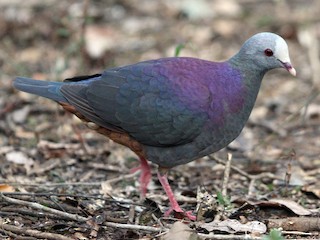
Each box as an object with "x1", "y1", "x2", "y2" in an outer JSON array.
[{"x1": 264, "y1": 48, "x2": 273, "y2": 57}]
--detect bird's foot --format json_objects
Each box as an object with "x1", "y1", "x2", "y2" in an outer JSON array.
[
  {"x1": 164, "y1": 207, "x2": 196, "y2": 221},
  {"x1": 157, "y1": 169, "x2": 196, "y2": 221},
  {"x1": 130, "y1": 157, "x2": 151, "y2": 198}
]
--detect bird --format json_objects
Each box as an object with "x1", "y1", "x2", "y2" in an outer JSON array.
[{"x1": 13, "y1": 32, "x2": 296, "y2": 220}]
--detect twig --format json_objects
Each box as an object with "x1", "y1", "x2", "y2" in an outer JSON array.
[
  {"x1": 0, "y1": 193, "x2": 88, "y2": 222},
  {"x1": 197, "y1": 233, "x2": 262, "y2": 239},
  {"x1": 248, "y1": 178, "x2": 256, "y2": 196},
  {"x1": 268, "y1": 217, "x2": 320, "y2": 232},
  {"x1": 282, "y1": 230, "x2": 314, "y2": 236},
  {"x1": 213, "y1": 153, "x2": 233, "y2": 222},
  {"x1": 0, "y1": 102, "x2": 18, "y2": 119},
  {"x1": 210, "y1": 155, "x2": 284, "y2": 197},
  {"x1": 103, "y1": 171, "x2": 140, "y2": 185},
  {"x1": 4, "y1": 171, "x2": 139, "y2": 187},
  {"x1": 128, "y1": 204, "x2": 135, "y2": 223},
  {"x1": 249, "y1": 119, "x2": 287, "y2": 137},
  {"x1": 71, "y1": 123, "x2": 89, "y2": 154},
  {"x1": 0, "y1": 227, "x2": 38, "y2": 240},
  {"x1": 284, "y1": 150, "x2": 295, "y2": 195},
  {"x1": 147, "y1": 193, "x2": 196, "y2": 203},
  {"x1": 0, "y1": 208, "x2": 72, "y2": 221},
  {"x1": 247, "y1": 173, "x2": 281, "y2": 196},
  {"x1": 3, "y1": 181, "x2": 103, "y2": 187},
  {"x1": 152, "y1": 213, "x2": 165, "y2": 228},
  {"x1": 0, "y1": 191, "x2": 103, "y2": 199},
  {"x1": 0, "y1": 222, "x2": 74, "y2": 240},
  {"x1": 0, "y1": 191, "x2": 144, "y2": 206},
  {"x1": 221, "y1": 153, "x2": 232, "y2": 197},
  {"x1": 104, "y1": 221, "x2": 165, "y2": 233},
  {"x1": 209, "y1": 155, "x2": 282, "y2": 181}
]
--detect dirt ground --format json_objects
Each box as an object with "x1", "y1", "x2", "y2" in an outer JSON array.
[{"x1": 0, "y1": 0, "x2": 319, "y2": 239}]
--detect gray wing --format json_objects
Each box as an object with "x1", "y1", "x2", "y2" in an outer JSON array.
[{"x1": 61, "y1": 59, "x2": 210, "y2": 146}]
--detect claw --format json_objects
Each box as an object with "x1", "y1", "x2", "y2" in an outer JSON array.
[{"x1": 157, "y1": 170, "x2": 196, "y2": 221}]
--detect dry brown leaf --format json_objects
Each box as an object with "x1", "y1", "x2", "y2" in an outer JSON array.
[
  {"x1": 302, "y1": 183, "x2": 320, "y2": 198},
  {"x1": 200, "y1": 219, "x2": 267, "y2": 234},
  {"x1": 268, "y1": 198, "x2": 312, "y2": 216},
  {"x1": 11, "y1": 105, "x2": 30, "y2": 124},
  {"x1": 195, "y1": 186, "x2": 217, "y2": 221},
  {"x1": 5, "y1": 151, "x2": 34, "y2": 166},
  {"x1": 100, "y1": 181, "x2": 113, "y2": 197},
  {"x1": 73, "y1": 232, "x2": 89, "y2": 240},
  {"x1": 37, "y1": 140, "x2": 82, "y2": 159},
  {"x1": 162, "y1": 222, "x2": 199, "y2": 240},
  {"x1": 14, "y1": 127, "x2": 35, "y2": 139},
  {"x1": 0, "y1": 184, "x2": 15, "y2": 192},
  {"x1": 274, "y1": 164, "x2": 309, "y2": 186}
]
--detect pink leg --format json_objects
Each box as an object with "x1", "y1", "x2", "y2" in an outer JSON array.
[
  {"x1": 130, "y1": 157, "x2": 152, "y2": 198},
  {"x1": 157, "y1": 171, "x2": 196, "y2": 221}
]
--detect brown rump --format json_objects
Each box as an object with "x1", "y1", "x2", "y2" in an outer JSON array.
[{"x1": 59, "y1": 102, "x2": 146, "y2": 158}]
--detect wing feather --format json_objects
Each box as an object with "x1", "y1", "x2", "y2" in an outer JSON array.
[{"x1": 60, "y1": 58, "x2": 211, "y2": 147}]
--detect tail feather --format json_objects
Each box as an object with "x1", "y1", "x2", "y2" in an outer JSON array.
[{"x1": 13, "y1": 77, "x2": 67, "y2": 102}]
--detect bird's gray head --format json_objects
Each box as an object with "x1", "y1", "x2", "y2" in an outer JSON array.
[{"x1": 235, "y1": 32, "x2": 296, "y2": 76}]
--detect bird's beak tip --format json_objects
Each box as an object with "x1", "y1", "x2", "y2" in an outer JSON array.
[
  {"x1": 281, "y1": 61, "x2": 296, "y2": 77},
  {"x1": 288, "y1": 67, "x2": 296, "y2": 76}
]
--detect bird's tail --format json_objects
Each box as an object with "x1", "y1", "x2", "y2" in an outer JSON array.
[{"x1": 13, "y1": 77, "x2": 67, "y2": 102}]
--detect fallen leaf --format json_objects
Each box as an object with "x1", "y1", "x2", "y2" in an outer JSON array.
[
  {"x1": 162, "y1": 222, "x2": 199, "y2": 240},
  {"x1": 274, "y1": 164, "x2": 308, "y2": 186},
  {"x1": 195, "y1": 186, "x2": 217, "y2": 221},
  {"x1": 11, "y1": 105, "x2": 30, "y2": 124},
  {"x1": 5, "y1": 151, "x2": 34, "y2": 165},
  {"x1": 100, "y1": 181, "x2": 113, "y2": 197},
  {"x1": 302, "y1": 183, "x2": 320, "y2": 198},
  {"x1": 0, "y1": 184, "x2": 15, "y2": 192},
  {"x1": 268, "y1": 198, "x2": 312, "y2": 216},
  {"x1": 302, "y1": 103, "x2": 320, "y2": 120},
  {"x1": 200, "y1": 219, "x2": 267, "y2": 234}
]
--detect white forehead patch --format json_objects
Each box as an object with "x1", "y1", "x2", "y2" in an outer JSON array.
[{"x1": 274, "y1": 37, "x2": 291, "y2": 63}]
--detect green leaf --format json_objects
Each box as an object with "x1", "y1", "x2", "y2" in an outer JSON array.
[
  {"x1": 216, "y1": 191, "x2": 231, "y2": 207},
  {"x1": 174, "y1": 44, "x2": 185, "y2": 57},
  {"x1": 263, "y1": 229, "x2": 284, "y2": 240}
]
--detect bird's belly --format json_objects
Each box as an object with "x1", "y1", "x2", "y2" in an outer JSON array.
[{"x1": 143, "y1": 126, "x2": 242, "y2": 168}]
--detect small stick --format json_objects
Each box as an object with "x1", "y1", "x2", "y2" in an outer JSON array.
[
  {"x1": 197, "y1": 233, "x2": 262, "y2": 240},
  {"x1": 214, "y1": 153, "x2": 232, "y2": 222},
  {"x1": 0, "y1": 222, "x2": 74, "y2": 240},
  {"x1": 3, "y1": 181, "x2": 103, "y2": 187},
  {"x1": 284, "y1": 150, "x2": 295, "y2": 195},
  {"x1": 128, "y1": 204, "x2": 135, "y2": 224},
  {"x1": 104, "y1": 221, "x2": 165, "y2": 232},
  {"x1": 0, "y1": 227, "x2": 38, "y2": 240},
  {"x1": 221, "y1": 153, "x2": 232, "y2": 197},
  {"x1": 0, "y1": 193, "x2": 88, "y2": 222},
  {"x1": 209, "y1": 155, "x2": 283, "y2": 181},
  {"x1": 0, "y1": 191, "x2": 144, "y2": 206},
  {"x1": 282, "y1": 230, "x2": 313, "y2": 236},
  {"x1": 104, "y1": 171, "x2": 140, "y2": 185},
  {"x1": 268, "y1": 217, "x2": 320, "y2": 232}
]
